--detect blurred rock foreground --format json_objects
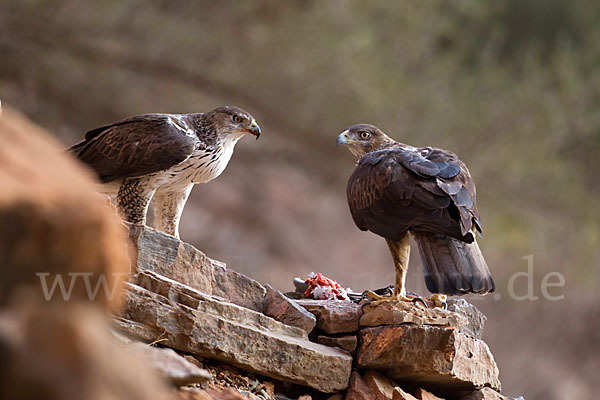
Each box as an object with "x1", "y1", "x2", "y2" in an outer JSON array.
[{"x1": 0, "y1": 106, "x2": 522, "y2": 400}]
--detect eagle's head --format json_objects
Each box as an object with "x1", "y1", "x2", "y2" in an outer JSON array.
[
  {"x1": 336, "y1": 124, "x2": 394, "y2": 158},
  {"x1": 209, "y1": 106, "x2": 261, "y2": 140}
]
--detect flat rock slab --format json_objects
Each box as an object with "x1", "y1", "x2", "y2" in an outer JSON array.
[
  {"x1": 294, "y1": 299, "x2": 362, "y2": 334},
  {"x1": 118, "y1": 271, "x2": 352, "y2": 393},
  {"x1": 357, "y1": 325, "x2": 500, "y2": 393},
  {"x1": 129, "y1": 225, "x2": 266, "y2": 312},
  {"x1": 263, "y1": 283, "x2": 316, "y2": 334},
  {"x1": 131, "y1": 342, "x2": 213, "y2": 386},
  {"x1": 360, "y1": 301, "x2": 467, "y2": 329}
]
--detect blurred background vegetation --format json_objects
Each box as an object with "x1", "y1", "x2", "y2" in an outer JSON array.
[{"x1": 1, "y1": 1, "x2": 599, "y2": 398}]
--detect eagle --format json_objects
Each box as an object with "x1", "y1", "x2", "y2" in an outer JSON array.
[
  {"x1": 68, "y1": 106, "x2": 261, "y2": 239},
  {"x1": 337, "y1": 124, "x2": 494, "y2": 306}
]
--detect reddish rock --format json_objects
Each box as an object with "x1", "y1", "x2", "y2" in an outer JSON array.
[
  {"x1": 262, "y1": 283, "x2": 316, "y2": 333},
  {"x1": 357, "y1": 325, "x2": 500, "y2": 392},
  {"x1": 129, "y1": 225, "x2": 267, "y2": 312},
  {"x1": 317, "y1": 335, "x2": 357, "y2": 354},
  {"x1": 364, "y1": 370, "x2": 396, "y2": 400},
  {"x1": 295, "y1": 299, "x2": 362, "y2": 334},
  {"x1": 0, "y1": 106, "x2": 169, "y2": 400},
  {"x1": 345, "y1": 371, "x2": 373, "y2": 400},
  {"x1": 392, "y1": 387, "x2": 419, "y2": 400},
  {"x1": 460, "y1": 388, "x2": 507, "y2": 400},
  {"x1": 0, "y1": 105, "x2": 129, "y2": 311}
]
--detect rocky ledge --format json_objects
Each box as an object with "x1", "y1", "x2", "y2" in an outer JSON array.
[{"x1": 115, "y1": 226, "x2": 517, "y2": 400}]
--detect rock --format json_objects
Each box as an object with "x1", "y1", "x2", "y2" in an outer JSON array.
[
  {"x1": 317, "y1": 335, "x2": 357, "y2": 354},
  {"x1": 130, "y1": 343, "x2": 213, "y2": 386},
  {"x1": 392, "y1": 387, "x2": 419, "y2": 400},
  {"x1": 117, "y1": 271, "x2": 353, "y2": 393},
  {"x1": 207, "y1": 388, "x2": 248, "y2": 400},
  {"x1": 446, "y1": 299, "x2": 486, "y2": 339},
  {"x1": 263, "y1": 283, "x2": 316, "y2": 333},
  {"x1": 364, "y1": 370, "x2": 397, "y2": 400},
  {"x1": 182, "y1": 354, "x2": 205, "y2": 369},
  {"x1": 345, "y1": 371, "x2": 373, "y2": 400},
  {"x1": 460, "y1": 388, "x2": 508, "y2": 400},
  {"x1": 295, "y1": 299, "x2": 362, "y2": 334},
  {"x1": 111, "y1": 329, "x2": 133, "y2": 345},
  {"x1": 177, "y1": 388, "x2": 213, "y2": 400},
  {"x1": 0, "y1": 104, "x2": 129, "y2": 310},
  {"x1": 134, "y1": 270, "x2": 303, "y2": 338},
  {"x1": 284, "y1": 292, "x2": 305, "y2": 300},
  {"x1": 356, "y1": 325, "x2": 500, "y2": 392},
  {"x1": 129, "y1": 225, "x2": 267, "y2": 312},
  {"x1": 326, "y1": 395, "x2": 344, "y2": 400},
  {"x1": 297, "y1": 396, "x2": 312, "y2": 400},
  {"x1": 0, "y1": 303, "x2": 172, "y2": 400},
  {"x1": 414, "y1": 388, "x2": 445, "y2": 400},
  {"x1": 360, "y1": 301, "x2": 467, "y2": 329},
  {"x1": 178, "y1": 388, "x2": 247, "y2": 400},
  {"x1": 0, "y1": 106, "x2": 169, "y2": 400}
]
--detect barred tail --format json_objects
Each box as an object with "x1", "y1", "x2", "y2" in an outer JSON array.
[{"x1": 413, "y1": 232, "x2": 495, "y2": 295}]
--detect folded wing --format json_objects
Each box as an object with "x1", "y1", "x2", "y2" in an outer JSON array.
[
  {"x1": 346, "y1": 145, "x2": 481, "y2": 242},
  {"x1": 68, "y1": 115, "x2": 196, "y2": 183}
]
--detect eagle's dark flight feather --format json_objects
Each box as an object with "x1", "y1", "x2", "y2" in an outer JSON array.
[{"x1": 69, "y1": 115, "x2": 196, "y2": 183}]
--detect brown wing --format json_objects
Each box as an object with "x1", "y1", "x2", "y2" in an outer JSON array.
[
  {"x1": 68, "y1": 114, "x2": 196, "y2": 182},
  {"x1": 346, "y1": 145, "x2": 481, "y2": 243}
]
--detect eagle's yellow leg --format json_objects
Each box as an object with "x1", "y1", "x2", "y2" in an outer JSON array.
[{"x1": 365, "y1": 235, "x2": 412, "y2": 304}]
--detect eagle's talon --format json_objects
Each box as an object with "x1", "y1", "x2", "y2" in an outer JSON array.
[
  {"x1": 427, "y1": 294, "x2": 448, "y2": 309},
  {"x1": 411, "y1": 297, "x2": 428, "y2": 308},
  {"x1": 363, "y1": 290, "x2": 386, "y2": 301}
]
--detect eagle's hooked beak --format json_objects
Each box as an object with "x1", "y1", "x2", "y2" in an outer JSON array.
[
  {"x1": 336, "y1": 131, "x2": 350, "y2": 147},
  {"x1": 248, "y1": 121, "x2": 261, "y2": 139}
]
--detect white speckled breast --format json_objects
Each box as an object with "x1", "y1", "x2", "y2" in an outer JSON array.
[{"x1": 150, "y1": 134, "x2": 241, "y2": 190}]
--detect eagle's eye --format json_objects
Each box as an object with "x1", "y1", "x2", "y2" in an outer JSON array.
[
  {"x1": 359, "y1": 131, "x2": 371, "y2": 140},
  {"x1": 232, "y1": 115, "x2": 243, "y2": 123}
]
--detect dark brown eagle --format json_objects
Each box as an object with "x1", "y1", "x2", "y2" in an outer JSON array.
[
  {"x1": 337, "y1": 124, "x2": 494, "y2": 305},
  {"x1": 68, "y1": 106, "x2": 260, "y2": 238}
]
